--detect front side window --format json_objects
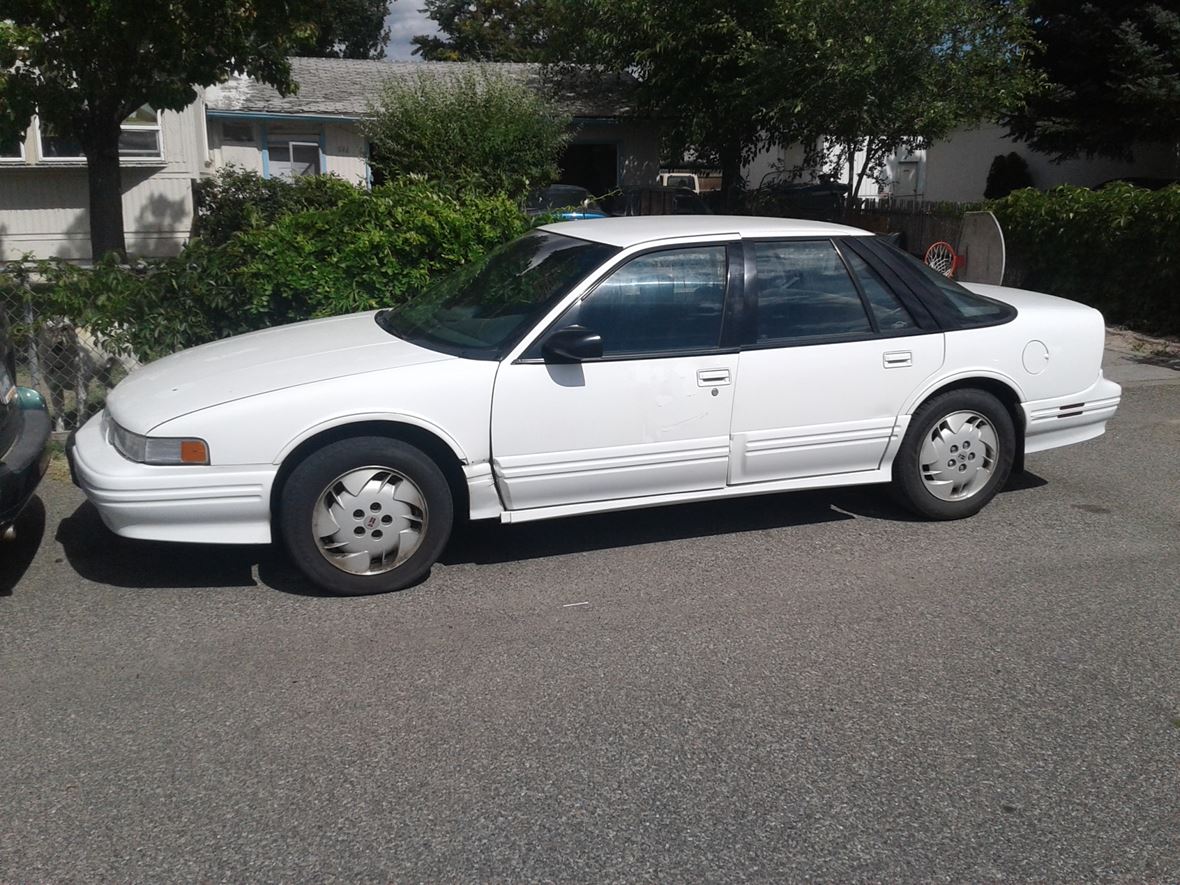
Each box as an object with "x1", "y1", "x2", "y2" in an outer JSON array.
[
  {"x1": 555, "y1": 245, "x2": 728, "y2": 357},
  {"x1": 752, "y1": 240, "x2": 872, "y2": 342},
  {"x1": 378, "y1": 231, "x2": 619, "y2": 359}
]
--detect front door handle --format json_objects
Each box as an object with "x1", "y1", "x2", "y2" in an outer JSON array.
[
  {"x1": 697, "y1": 368, "x2": 731, "y2": 387},
  {"x1": 883, "y1": 351, "x2": 913, "y2": 368}
]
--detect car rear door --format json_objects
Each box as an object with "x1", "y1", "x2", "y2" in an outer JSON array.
[{"x1": 728, "y1": 237, "x2": 945, "y2": 485}]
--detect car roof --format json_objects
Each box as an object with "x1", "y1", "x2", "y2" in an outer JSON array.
[{"x1": 537, "y1": 215, "x2": 872, "y2": 247}]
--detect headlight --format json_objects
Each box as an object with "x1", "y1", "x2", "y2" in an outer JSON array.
[{"x1": 103, "y1": 412, "x2": 209, "y2": 465}]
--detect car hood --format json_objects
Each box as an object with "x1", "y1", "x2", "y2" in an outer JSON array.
[{"x1": 107, "y1": 311, "x2": 454, "y2": 433}]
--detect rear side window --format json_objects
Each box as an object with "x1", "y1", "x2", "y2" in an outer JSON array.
[
  {"x1": 880, "y1": 240, "x2": 1016, "y2": 327},
  {"x1": 751, "y1": 240, "x2": 872, "y2": 342},
  {"x1": 841, "y1": 248, "x2": 918, "y2": 333}
]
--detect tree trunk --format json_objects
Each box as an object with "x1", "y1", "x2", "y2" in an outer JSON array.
[
  {"x1": 84, "y1": 126, "x2": 127, "y2": 262},
  {"x1": 851, "y1": 143, "x2": 874, "y2": 205},
  {"x1": 845, "y1": 140, "x2": 857, "y2": 216},
  {"x1": 719, "y1": 143, "x2": 743, "y2": 213}
]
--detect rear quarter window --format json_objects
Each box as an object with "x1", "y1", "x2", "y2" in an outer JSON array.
[{"x1": 874, "y1": 239, "x2": 1016, "y2": 328}]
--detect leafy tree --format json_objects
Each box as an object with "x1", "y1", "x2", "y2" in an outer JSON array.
[
  {"x1": 362, "y1": 66, "x2": 570, "y2": 199},
  {"x1": 1004, "y1": 1, "x2": 1180, "y2": 160},
  {"x1": 564, "y1": 0, "x2": 1034, "y2": 209},
  {"x1": 296, "y1": 0, "x2": 392, "y2": 59},
  {"x1": 0, "y1": 1, "x2": 315, "y2": 260},
  {"x1": 773, "y1": 0, "x2": 1036, "y2": 205},
  {"x1": 411, "y1": 0, "x2": 561, "y2": 61},
  {"x1": 563, "y1": 0, "x2": 787, "y2": 209}
]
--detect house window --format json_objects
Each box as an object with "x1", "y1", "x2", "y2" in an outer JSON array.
[
  {"x1": 34, "y1": 106, "x2": 161, "y2": 162},
  {"x1": 221, "y1": 121, "x2": 255, "y2": 145},
  {"x1": 270, "y1": 140, "x2": 321, "y2": 179},
  {"x1": 38, "y1": 121, "x2": 84, "y2": 160},
  {"x1": 1, "y1": 130, "x2": 25, "y2": 162},
  {"x1": 118, "y1": 105, "x2": 161, "y2": 157}
]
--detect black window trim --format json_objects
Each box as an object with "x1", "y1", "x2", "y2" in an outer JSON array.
[
  {"x1": 836, "y1": 237, "x2": 942, "y2": 331},
  {"x1": 739, "y1": 235, "x2": 942, "y2": 351},
  {"x1": 514, "y1": 240, "x2": 743, "y2": 364},
  {"x1": 833, "y1": 239, "x2": 881, "y2": 335}
]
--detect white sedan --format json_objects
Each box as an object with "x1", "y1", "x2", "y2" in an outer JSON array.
[{"x1": 68, "y1": 217, "x2": 1121, "y2": 595}]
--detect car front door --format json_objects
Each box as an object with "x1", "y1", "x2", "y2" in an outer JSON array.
[
  {"x1": 491, "y1": 243, "x2": 740, "y2": 511},
  {"x1": 729, "y1": 238, "x2": 945, "y2": 485}
]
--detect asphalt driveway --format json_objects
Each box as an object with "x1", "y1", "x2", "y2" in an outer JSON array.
[{"x1": 1, "y1": 344, "x2": 1178, "y2": 881}]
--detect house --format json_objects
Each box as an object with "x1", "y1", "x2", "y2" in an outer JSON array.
[
  {"x1": 747, "y1": 125, "x2": 1178, "y2": 202},
  {"x1": 0, "y1": 103, "x2": 208, "y2": 261},
  {"x1": 880, "y1": 125, "x2": 1178, "y2": 202},
  {"x1": 205, "y1": 58, "x2": 660, "y2": 197},
  {"x1": 0, "y1": 58, "x2": 662, "y2": 263}
]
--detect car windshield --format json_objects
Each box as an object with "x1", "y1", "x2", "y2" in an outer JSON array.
[{"x1": 377, "y1": 231, "x2": 618, "y2": 358}]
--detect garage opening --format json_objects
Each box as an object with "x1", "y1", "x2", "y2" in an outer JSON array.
[{"x1": 559, "y1": 143, "x2": 618, "y2": 197}]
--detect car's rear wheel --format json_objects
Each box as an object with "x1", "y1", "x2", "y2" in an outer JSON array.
[
  {"x1": 892, "y1": 389, "x2": 1015, "y2": 520},
  {"x1": 279, "y1": 437, "x2": 453, "y2": 595}
]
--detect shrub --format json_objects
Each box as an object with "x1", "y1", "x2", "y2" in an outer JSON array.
[
  {"x1": 193, "y1": 166, "x2": 363, "y2": 245},
  {"x1": 983, "y1": 152, "x2": 1033, "y2": 200},
  {"x1": 363, "y1": 66, "x2": 571, "y2": 199},
  {"x1": 17, "y1": 179, "x2": 531, "y2": 361},
  {"x1": 991, "y1": 183, "x2": 1180, "y2": 334}
]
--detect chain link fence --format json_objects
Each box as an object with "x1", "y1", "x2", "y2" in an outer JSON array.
[{"x1": 1, "y1": 265, "x2": 141, "y2": 434}]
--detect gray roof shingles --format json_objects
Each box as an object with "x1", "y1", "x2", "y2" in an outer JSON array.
[{"x1": 205, "y1": 57, "x2": 640, "y2": 120}]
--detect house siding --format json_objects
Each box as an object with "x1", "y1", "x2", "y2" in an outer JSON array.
[
  {"x1": 323, "y1": 124, "x2": 368, "y2": 185},
  {"x1": 920, "y1": 125, "x2": 1178, "y2": 202},
  {"x1": 0, "y1": 104, "x2": 206, "y2": 262}
]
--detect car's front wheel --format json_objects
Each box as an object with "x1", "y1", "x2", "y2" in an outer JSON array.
[
  {"x1": 279, "y1": 437, "x2": 453, "y2": 595},
  {"x1": 892, "y1": 388, "x2": 1015, "y2": 520}
]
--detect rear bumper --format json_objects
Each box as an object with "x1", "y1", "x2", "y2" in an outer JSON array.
[
  {"x1": 1023, "y1": 374, "x2": 1122, "y2": 455},
  {"x1": 68, "y1": 412, "x2": 277, "y2": 544},
  {"x1": 0, "y1": 392, "x2": 51, "y2": 528}
]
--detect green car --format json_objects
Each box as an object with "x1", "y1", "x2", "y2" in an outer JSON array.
[{"x1": 0, "y1": 310, "x2": 51, "y2": 537}]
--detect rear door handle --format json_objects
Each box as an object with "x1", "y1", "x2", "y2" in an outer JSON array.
[
  {"x1": 883, "y1": 351, "x2": 913, "y2": 368},
  {"x1": 697, "y1": 368, "x2": 731, "y2": 386}
]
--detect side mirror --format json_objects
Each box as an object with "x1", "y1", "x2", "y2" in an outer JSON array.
[{"x1": 541, "y1": 325, "x2": 603, "y2": 364}]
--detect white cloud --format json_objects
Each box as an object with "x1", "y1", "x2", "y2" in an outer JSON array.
[{"x1": 384, "y1": 2, "x2": 439, "y2": 60}]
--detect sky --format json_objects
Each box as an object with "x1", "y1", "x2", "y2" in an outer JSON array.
[{"x1": 384, "y1": 2, "x2": 439, "y2": 60}]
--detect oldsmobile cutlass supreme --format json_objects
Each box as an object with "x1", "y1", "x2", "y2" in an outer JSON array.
[{"x1": 68, "y1": 217, "x2": 1121, "y2": 595}]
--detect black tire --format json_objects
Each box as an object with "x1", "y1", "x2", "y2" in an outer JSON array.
[
  {"x1": 892, "y1": 388, "x2": 1015, "y2": 520},
  {"x1": 279, "y1": 436, "x2": 453, "y2": 595}
]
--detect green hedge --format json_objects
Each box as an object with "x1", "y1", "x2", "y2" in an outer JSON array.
[
  {"x1": 192, "y1": 166, "x2": 365, "y2": 245},
  {"x1": 991, "y1": 184, "x2": 1180, "y2": 335},
  {"x1": 5, "y1": 178, "x2": 531, "y2": 362}
]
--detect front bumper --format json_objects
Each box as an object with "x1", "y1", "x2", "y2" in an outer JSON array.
[
  {"x1": 68, "y1": 412, "x2": 277, "y2": 544},
  {"x1": 0, "y1": 390, "x2": 51, "y2": 529},
  {"x1": 1022, "y1": 374, "x2": 1122, "y2": 455}
]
